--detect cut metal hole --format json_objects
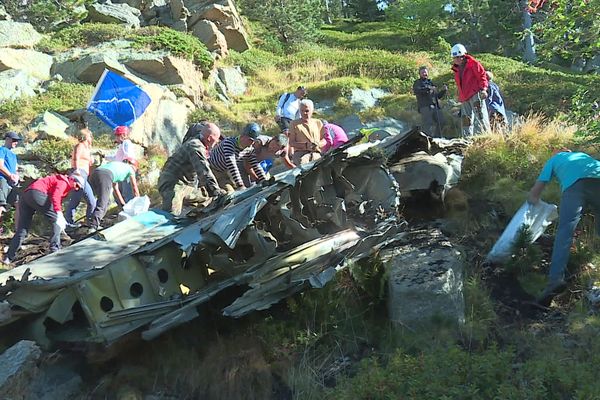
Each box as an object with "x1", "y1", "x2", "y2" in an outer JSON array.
[
  {"x1": 157, "y1": 269, "x2": 169, "y2": 283},
  {"x1": 130, "y1": 282, "x2": 143, "y2": 298},
  {"x1": 100, "y1": 296, "x2": 114, "y2": 312}
]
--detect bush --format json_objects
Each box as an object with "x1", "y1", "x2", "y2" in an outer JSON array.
[
  {"x1": 37, "y1": 23, "x2": 126, "y2": 52},
  {"x1": 0, "y1": 83, "x2": 94, "y2": 129},
  {"x1": 133, "y1": 27, "x2": 213, "y2": 74}
]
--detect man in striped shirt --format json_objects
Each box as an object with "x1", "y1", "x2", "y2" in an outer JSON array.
[
  {"x1": 158, "y1": 122, "x2": 225, "y2": 215},
  {"x1": 209, "y1": 123, "x2": 266, "y2": 191}
]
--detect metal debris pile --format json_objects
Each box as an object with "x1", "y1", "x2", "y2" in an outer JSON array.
[{"x1": 0, "y1": 129, "x2": 464, "y2": 348}]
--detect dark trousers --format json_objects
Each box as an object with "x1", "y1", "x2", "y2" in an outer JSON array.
[
  {"x1": 89, "y1": 169, "x2": 113, "y2": 229},
  {"x1": 277, "y1": 117, "x2": 292, "y2": 132},
  {"x1": 419, "y1": 105, "x2": 444, "y2": 137},
  {"x1": 65, "y1": 169, "x2": 96, "y2": 224},
  {"x1": 7, "y1": 189, "x2": 60, "y2": 260}
]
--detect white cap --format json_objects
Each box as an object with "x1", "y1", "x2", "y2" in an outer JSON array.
[{"x1": 451, "y1": 44, "x2": 467, "y2": 57}]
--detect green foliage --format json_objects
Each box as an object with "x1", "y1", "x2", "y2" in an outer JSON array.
[
  {"x1": 0, "y1": 83, "x2": 93, "y2": 129},
  {"x1": 226, "y1": 49, "x2": 284, "y2": 75},
  {"x1": 37, "y1": 23, "x2": 125, "y2": 51},
  {"x1": 238, "y1": 0, "x2": 323, "y2": 46},
  {"x1": 38, "y1": 24, "x2": 213, "y2": 73},
  {"x1": 133, "y1": 27, "x2": 213, "y2": 73},
  {"x1": 537, "y1": 0, "x2": 600, "y2": 67},
  {"x1": 30, "y1": 138, "x2": 74, "y2": 171},
  {"x1": 569, "y1": 88, "x2": 600, "y2": 139},
  {"x1": 326, "y1": 338, "x2": 600, "y2": 399},
  {"x1": 504, "y1": 225, "x2": 543, "y2": 276},
  {"x1": 3, "y1": 0, "x2": 89, "y2": 32}
]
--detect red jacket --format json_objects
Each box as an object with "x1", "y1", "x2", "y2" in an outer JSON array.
[
  {"x1": 452, "y1": 54, "x2": 488, "y2": 102},
  {"x1": 27, "y1": 174, "x2": 77, "y2": 212}
]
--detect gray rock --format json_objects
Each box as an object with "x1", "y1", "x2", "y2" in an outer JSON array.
[
  {"x1": 0, "y1": 48, "x2": 53, "y2": 80},
  {"x1": 18, "y1": 162, "x2": 44, "y2": 180},
  {"x1": 0, "y1": 69, "x2": 41, "y2": 103},
  {"x1": 87, "y1": 1, "x2": 142, "y2": 28},
  {"x1": 0, "y1": 21, "x2": 42, "y2": 48},
  {"x1": 221, "y1": 25, "x2": 250, "y2": 52},
  {"x1": 0, "y1": 340, "x2": 42, "y2": 399},
  {"x1": 0, "y1": 5, "x2": 11, "y2": 21},
  {"x1": 349, "y1": 88, "x2": 390, "y2": 111},
  {"x1": 217, "y1": 66, "x2": 247, "y2": 97},
  {"x1": 31, "y1": 111, "x2": 71, "y2": 140},
  {"x1": 170, "y1": 0, "x2": 188, "y2": 20},
  {"x1": 129, "y1": 83, "x2": 193, "y2": 153},
  {"x1": 112, "y1": 0, "x2": 144, "y2": 8},
  {"x1": 384, "y1": 227, "x2": 465, "y2": 328},
  {"x1": 191, "y1": 19, "x2": 228, "y2": 57},
  {"x1": 390, "y1": 151, "x2": 462, "y2": 198},
  {"x1": 52, "y1": 51, "x2": 128, "y2": 84},
  {"x1": 337, "y1": 114, "x2": 364, "y2": 134},
  {"x1": 314, "y1": 99, "x2": 335, "y2": 116},
  {"x1": 364, "y1": 117, "x2": 407, "y2": 136}
]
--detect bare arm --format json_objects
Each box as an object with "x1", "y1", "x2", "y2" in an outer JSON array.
[
  {"x1": 0, "y1": 159, "x2": 18, "y2": 184},
  {"x1": 130, "y1": 174, "x2": 140, "y2": 197},
  {"x1": 528, "y1": 181, "x2": 546, "y2": 204},
  {"x1": 112, "y1": 182, "x2": 126, "y2": 206}
]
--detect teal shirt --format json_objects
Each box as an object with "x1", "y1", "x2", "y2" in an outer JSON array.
[
  {"x1": 538, "y1": 152, "x2": 600, "y2": 192},
  {"x1": 98, "y1": 161, "x2": 134, "y2": 183}
]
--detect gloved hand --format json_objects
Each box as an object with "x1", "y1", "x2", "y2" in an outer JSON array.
[{"x1": 55, "y1": 211, "x2": 67, "y2": 232}]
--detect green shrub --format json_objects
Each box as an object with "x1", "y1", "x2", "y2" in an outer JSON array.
[
  {"x1": 30, "y1": 138, "x2": 74, "y2": 171},
  {"x1": 133, "y1": 27, "x2": 213, "y2": 74},
  {"x1": 226, "y1": 49, "x2": 284, "y2": 75},
  {"x1": 37, "y1": 23, "x2": 126, "y2": 52},
  {"x1": 0, "y1": 83, "x2": 94, "y2": 129}
]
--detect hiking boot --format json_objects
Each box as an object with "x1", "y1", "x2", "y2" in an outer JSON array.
[
  {"x1": 86, "y1": 226, "x2": 102, "y2": 235},
  {"x1": 537, "y1": 279, "x2": 567, "y2": 307},
  {"x1": 65, "y1": 222, "x2": 81, "y2": 230}
]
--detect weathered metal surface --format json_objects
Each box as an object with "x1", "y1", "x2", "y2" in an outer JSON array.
[{"x1": 0, "y1": 128, "x2": 464, "y2": 348}]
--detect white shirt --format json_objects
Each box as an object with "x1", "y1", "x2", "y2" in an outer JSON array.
[
  {"x1": 276, "y1": 93, "x2": 301, "y2": 120},
  {"x1": 106, "y1": 139, "x2": 135, "y2": 162}
]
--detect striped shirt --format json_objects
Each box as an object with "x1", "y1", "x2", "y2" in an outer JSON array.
[{"x1": 209, "y1": 136, "x2": 266, "y2": 188}]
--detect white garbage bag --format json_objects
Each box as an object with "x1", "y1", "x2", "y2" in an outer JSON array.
[
  {"x1": 486, "y1": 200, "x2": 558, "y2": 264},
  {"x1": 118, "y1": 196, "x2": 150, "y2": 221}
]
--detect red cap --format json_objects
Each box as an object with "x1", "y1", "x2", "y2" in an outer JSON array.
[{"x1": 114, "y1": 126, "x2": 129, "y2": 136}]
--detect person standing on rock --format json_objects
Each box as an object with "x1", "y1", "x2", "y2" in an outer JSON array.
[
  {"x1": 3, "y1": 171, "x2": 86, "y2": 265},
  {"x1": 288, "y1": 99, "x2": 325, "y2": 165},
  {"x1": 450, "y1": 44, "x2": 491, "y2": 136},
  {"x1": 275, "y1": 86, "x2": 307, "y2": 133},
  {"x1": 88, "y1": 158, "x2": 140, "y2": 232},
  {"x1": 412, "y1": 66, "x2": 447, "y2": 137},
  {"x1": 485, "y1": 71, "x2": 507, "y2": 130},
  {"x1": 209, "y1": 123, "x2": 266, "y2": 191},
  {"x1": 528, "y1": 150, "x2": 600, "y2": 305},
  {"x1": 158, "y1": 123, "x2": 226, "y2": 215},
  {"x1": 65, "y1": 127, "x2": 97, "y2": 229},
  {"x1": 0, "y1": 131, "x2": 22, "y2": 231}
]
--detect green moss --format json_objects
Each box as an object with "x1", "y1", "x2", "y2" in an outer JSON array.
[
  {"x1": 0, "y1": 83, "x2": 94, "y2": 129},
  {"x1": 36, "y1": 23, "x2": 126, "y2": 52}
]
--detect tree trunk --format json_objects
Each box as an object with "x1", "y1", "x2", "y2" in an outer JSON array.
[
  {"x1": 323, "y1": 0, "x2": 333, "y2": 24},
  {"x1": 521, "y1": 0, "x2": 537, "y2": 63}
]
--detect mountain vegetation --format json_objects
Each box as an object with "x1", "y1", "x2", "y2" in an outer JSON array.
[{"x1": 0, "y1": 0, "x2": 599, "y2": 398}]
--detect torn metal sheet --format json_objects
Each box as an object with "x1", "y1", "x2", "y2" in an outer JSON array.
[{"x1": 0, "y1": 126, "x2": 461, "y2": 349}]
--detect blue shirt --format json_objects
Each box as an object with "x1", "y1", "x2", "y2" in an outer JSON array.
[
  {"x1": 0, "y1": 146, "x2": 17, "y2": 182},
  {"x1": 538, "y1": 152, "x2": 600, "y2": 192},
  {"x1": 486, "y1": 82, "x2": 506, "y2": 119}
]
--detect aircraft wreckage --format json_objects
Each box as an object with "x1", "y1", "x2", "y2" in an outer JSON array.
[{"x1": 0, "y1": 129, "x2": 467, "y2": 349}]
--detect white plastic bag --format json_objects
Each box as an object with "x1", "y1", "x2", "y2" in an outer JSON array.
[
  {"x1": 118, "y1": 196, "x2": 150, "y2": 221},
  {"x1": 55, "y1": 211, "x2": 67, "y2": 232},
  {"x1": 486, "y1": 200, "x2": 558, "y2": 264}
]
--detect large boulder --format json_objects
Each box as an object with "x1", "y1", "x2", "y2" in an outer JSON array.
[
  {"x1": 350, "y1": 88, "x2": 389, "y2": 111},
  {"x1": 52, "y1": 50, "x2": 128, "y2": 84},
  {"x1": 0, "y1": 48, "x2": 53, "y2": 80},
  {"x1": 217, "y1": 66, "x2": 247, "y2": 97},
  {"x1": 123, "y1": 55, "x2": 204, "y2": 100},
  {"x1": 129, "y1": 83, "x2": 194, "y2": 153},
  {"x1": 0, "y1": 340, "x2": 42, "y2": 399},
  {"x1": 383, "y1": 227, "x2": 465, "y2": 328},
  {"x1": 86, "y1": 1, "x2": 142, "y2": 28},
  {"x1": 31, "y1": 111, "x2": 71, "y2": 140},
  {"x1": 0, "y1": 21, "x2": 42, "y2": 48},
  {"x1": 191, "y1": 19, "x2": 228, "y2": 57},
  {"x1": 389, "y1": 151, "x2": 462, "y2": 197},
  {"x1": 0, "y1": 69, "x2": 41, "y2": 103},
  {"x1": 187, "y1": 0, "x2": 250, "y2": 52}
]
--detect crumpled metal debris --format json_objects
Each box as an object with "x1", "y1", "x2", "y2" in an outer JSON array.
[{"x1": 0, "y1": 128, "x2": 464, "y2": 348}]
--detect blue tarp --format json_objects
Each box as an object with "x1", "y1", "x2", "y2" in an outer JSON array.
[{"x1": 87, "y1": 69, "x2": 152, "y2": 129}]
